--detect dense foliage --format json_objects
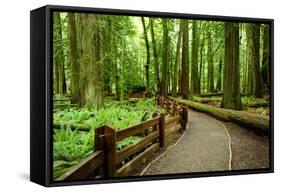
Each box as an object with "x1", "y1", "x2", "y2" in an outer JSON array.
[{"x1": 53, "y1": 98, "x2": 164, "y2": 179}]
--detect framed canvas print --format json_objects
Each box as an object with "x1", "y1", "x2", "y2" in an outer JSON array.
[{"x1": 30, "y1": 5, "x2": 274, "y2": 187}]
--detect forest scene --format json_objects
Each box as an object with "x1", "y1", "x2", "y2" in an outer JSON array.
[{"x1": 52, "y1": 12, "x2": 271, "y2": 181}]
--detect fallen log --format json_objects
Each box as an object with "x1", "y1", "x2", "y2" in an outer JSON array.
[
  {"x1": 196, "y1": 92, "x2": 223, "y2": 97},
  {"x1": 243, "y1": 102, "x2": 270, "y2": 108},
  {"x1": 54, "y1": 104, "x2": 78, "y2": 109},
  {"x1": 196, "y1": 92, "x2": 245, "y2": 97},
  {"x1": 168, "y1": 96, "x2": 269, "y2": 134},
  {"x1": 191, "y1": 99, "x2": 269, "y2": 108},
  {"x1": 53, "y1": 98, "x2": 72, "y2": 102},
  {"x1": 53, "y1": 122, "x2": 91, "y2": 132},
  {"x1": 191, "y1": 98, "x2": 221, "y2": 104}
]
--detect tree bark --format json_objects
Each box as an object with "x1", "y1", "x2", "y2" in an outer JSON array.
[
  {"x1": 141, "y1": 17, "x2": 150, "y2": 91},
  {"x1": 221, "y1": 22, "x2": 242, "y2": 110},
  {"x1": 54, "y1": 13, "x2": 61, "y2": 94},
  {"x1": 54, "y1": 13, "x2": 67, "y2": 94},
  {"x1": 68, "y1": 13, "x2": 80, "y2": 104},
  {"x1": 207, "y1": 29, "x2": 214, "y2": 93},
  {"x1": 216, "y1": 55, "x2": 223, "y2": 92},
  {"x1": 149, "y1": 18, "x2": 161, "y2": 94},
  {"x1": 245, "y1": 24, "x2": 253, "y2": 95},
  {"x1": 161, "y1": 18, "x2": 169, "y2": 97},
  {"x1": 191, "y1": 20, "x2": 200, "y2": 94},
  {"x1": 181, "y1": 20, "x2": 189, "y2": 99},
  {"x1": 172, "y1": 21, "x2": 182, "y2": 97},
  {"x1": 250, "y1": 24, "x2": 263, "y2": 98},
  {"x1": 103, "y1": 18, "x2": 113, "y2": 95},
  {"x1": 262, "y1": 25, "x2": 270, "y2": 91},
  {"x1": 80, "y1": 14, "x2": 103, "y2": 109},
  {"x1": 199, "y1": 28, "x2": 205, "y2": 93}
]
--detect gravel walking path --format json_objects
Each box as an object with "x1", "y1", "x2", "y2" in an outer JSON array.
[
  {"x1": 143, "y1": 109, "x2": 269, "y2": 175},
  {"x1": 143, "y1": 110, "x2": 231, "y2": 175}
]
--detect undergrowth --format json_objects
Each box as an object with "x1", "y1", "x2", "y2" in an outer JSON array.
[{"x1": 53, "y1": 98, "x2": 164, "y2": 179}]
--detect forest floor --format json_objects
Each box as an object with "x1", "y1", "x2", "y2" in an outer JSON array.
[{"x1": 142, "y1": 109, "x2": 269, "y2": 175}]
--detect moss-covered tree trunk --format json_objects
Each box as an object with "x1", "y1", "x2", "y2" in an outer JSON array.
[
  {"x1": 221, "y1": 22, "x2": 242, "y2": 110},
  {"x1": 102, "y1": 18, "x2": 113, "y2": 95},
  {"x1": 172, "y1": 21, "x2": 182, "y2": 97},
  {"x1": 181, "y1": 20, "x2": 189, "y2": 99},
  {"x1": 149, "y1": 18, "x2": 161, "y2": 94},
  {"x1": 161, "y1": 18, "x2": 169, "y2": 97},
  {"x1": 245, "y1": 24, "x2": 253, "y2": 95},
  {"x1": 250, "y1": 24, "x2": 263, "y2": 98},
  {"x1": 169, "y1": 96, "x2": 269, "y2": 133},
  {"x1": 199, "y1": 28, "x2": 205, "y2": 93},
  {"x1": 56, "y1": 13, "x2": 67, "y2": 94},
  {"x1": 80, "y1": 15, "x2": 103, "y2": 109},
  {"x1": 53, "y1": 13, "x2": 61, "y2": 94},
  {"x1": 191, "y1": 21, "x2": 200, "y2": 94},
  {"x1": 76, "y1": 14, "x2": 86, "y2": 105},
  {"x1": 216, "y1": 55, "x2": 223, "y2": 92},
  {"x1": 262, "y1": 25, "x2": 270, "y2": 91},
  {"x1": 207, "y1": 30, "x2": 214, "y2": 93},
  {"x1": 141, "y1": 17, "x2": 150, "y2": 91},
  {"x1": 68, "y1": 13, "x2": 80, "y2": 104}
]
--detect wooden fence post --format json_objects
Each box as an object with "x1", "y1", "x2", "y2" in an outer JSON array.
[
  {"x1": 152, "y1": 113, "x2": 158, "y2": 132},
  {"x1": 156, "y1": 95, "x2": 160, "y2": 105},
  {"x1": 180, "y1": 105, "x2": 188, "y2": 130},
  {"x1": 104, "y1": 125, "x2": 116, "y2": 178},
  {"x1": 171, "y1": 101, "x2": 175, "y2": 116},
  {"x1": 94, "y1": 126, "x2": 105, "y2": 151},
  {"x1": 159, "y1": 113, "x2": 166, "y2": 148}
]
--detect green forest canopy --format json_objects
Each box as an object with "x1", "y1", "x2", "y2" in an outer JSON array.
[{"x1": 53, "y1": 12, "x2": 271, "y2": 110}]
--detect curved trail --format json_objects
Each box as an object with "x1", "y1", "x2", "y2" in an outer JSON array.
[{"x1": 143, "y1": 110, "x2": 232, "y2": 175}]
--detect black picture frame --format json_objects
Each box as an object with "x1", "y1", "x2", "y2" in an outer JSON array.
[{"x1": 30, "y1": 4, "x2": 274, "y2": 187}]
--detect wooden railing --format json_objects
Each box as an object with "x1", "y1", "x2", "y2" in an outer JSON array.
[
  {"x1": 56, "y1": 96, "x2": 188, "y2": 181},
  {"x1": 157, "y1": 95, "x2": 188, "y2": 130}
]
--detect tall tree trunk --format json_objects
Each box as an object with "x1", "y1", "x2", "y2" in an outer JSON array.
[
  {"x1": 77, "y1": 14, "x2": 86, "y2": 105},
  {"x1": 181, "y1": 20, "x2": 189, "y2": 99},
  {"x1": 149, "y1": 18, "x2": 161, "y2": 94},
  {"x1": 120, "y1": 39, "x2": 125, "y2": 101},
  {"x1": 262, "y1": 25, "x2": 270, "y2": 91},
  {"x1": 161, "y1": 18, "x2": 169, "y2": 97},
  {"x1": 216, "y1": 55, "x2": 223, "y2": 92},
  {"x1": 250, "y1": 24, "x2": 263, "y2": 98},
  {"x1": 53, "y1": 13, "x2": 60, "y2": 94},
  {"x1": 68, "y1": 13, "x2": 80, "y2": 104},
  {"x1": 54, "y1": 13, "x2": 67, "y2": 94},
  {"x1": 191, "y1": 20, "x2": 200, "y2": 94},
  {"x1": 141, "y1": 17, "x2": 150, "y2": 91},
  {"x1": 242, "y1": 25, "x2": 248, "y2": 94},
  {"x1": 207, "y1": 29, "x2": 214, "y2": 93},
  {"x1": 113, "y1": 31, "x2": 120, "y2": 100},
  {"x1": 103, "y1": 18, "x2": 113, "y2": 95},
  {"x1": 89, "y1": 15, "x2": 103, "y2": 109},
  {"x1": 221, "y1": 22, "x2": 242, "y2": 110},
  {"x1": 58, "y1": 14, "x2": 67, "y2": 94},
  {"x1": 80, "y1": 15, "x2": 103, "y2": 109},
  {"x1": 199, "y1": 29, "x2": 205, "y2": 93},
  {"x1": 172, "y1": 21, "x2": 182, "y2": 97},
  {"x1": 246, "y1": 24, "x2": 253, "y2": 95}
]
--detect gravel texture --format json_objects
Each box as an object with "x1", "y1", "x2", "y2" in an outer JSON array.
[
  {"x1": 143, "y1": 109, "x2": 270, "y2": 176},
  {"x1": 224, "y1": 122, "x2": 269, "y2": 170},
  {"x1": 143, "y1": 110, "x2": 230, "y2": 175}
]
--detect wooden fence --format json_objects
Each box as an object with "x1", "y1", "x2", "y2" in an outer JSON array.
[{"x1": 56, "y1": 96, "x2": 188, "y2": 181}]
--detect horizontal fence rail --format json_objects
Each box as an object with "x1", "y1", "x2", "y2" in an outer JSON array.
[{"x1": 56, "y1": 96, "x2": 188, "y2": 180}]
